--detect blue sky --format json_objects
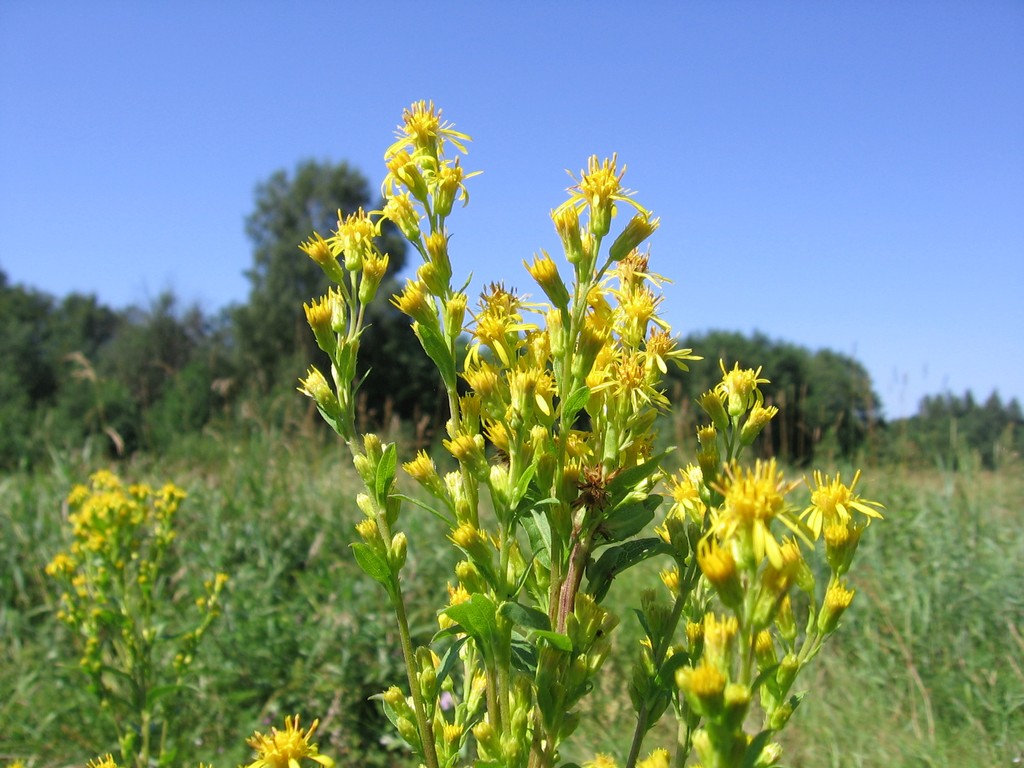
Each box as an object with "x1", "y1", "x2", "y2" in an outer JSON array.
[{"x1": 1, "y1": 1, "x2": 1022, "y2": 419}]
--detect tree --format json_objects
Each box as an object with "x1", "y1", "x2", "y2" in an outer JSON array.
[
  {"x1": 668, "y1": 330, "x2": 882, "y2": 463},
  {"x1": 234, "y1": 160, "x2": 408, "y2": 395}
]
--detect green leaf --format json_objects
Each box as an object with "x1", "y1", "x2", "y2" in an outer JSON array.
[
  {"x1": 509, "y1": 639, "x2": 539, "y2": 674},
  {"x1": 375, "y1": 442, "x2": 397, "y2": 503},
  {"x1": 413, "y1": 321, "x2": 457, "y2": 391},
  {"x1": 586, "y1": 537, "x2": 672, "y2": 602},
  {"x1": 741, "y1": 729, "x2": 776, "y2": 768},
  {"x1": 607, "y1": 448, "x2": 674, "y2": 505},
  {"x1": 599, "y1": 494, "x2": 664, "y2": 543},
  {"x1": 531, "y1": 629, "x2": 573, "y2": 652},
  {"x1": 509, "y1": 462, "x2": 538, "y2": 510},
  {"x1": 350, "y1": 542, "x2": 395, "y2": 597},
  {"x1": 499, "y1": 601, "x2": 551, "y2": 632},
  {"x1": 560, "y1": 385, "x2": 590, "y2": 425},
  {"x1": 441, "y1": 593, "x2": 497, "y2": 645},
  {"x1": 523, "y1": 507, "x2": 554, "y2": 569}
]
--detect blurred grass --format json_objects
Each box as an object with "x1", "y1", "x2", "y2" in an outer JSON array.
[{"x1": 2, "y1": 428, "x2": 1021, "y2": 767}]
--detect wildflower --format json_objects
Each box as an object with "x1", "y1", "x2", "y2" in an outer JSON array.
[
  {"x1": 643, "y1": 329, "x2": 699, "y2": 378},
  {"x1": 359, "y1": 252, "x2": 389, "y2": 304},
  {"x1": 716, "y1": 360, "x2": 770, "y2": 418},
  {"x1": 666, "y1": 464, "x2": 707, "y2": 523},
  {"x1": 299, "y1": 232, "x2": 346, "y2": 284},
  {"x1": 818, "y1": 581, "x2": 855, "y2": 634},
  {"x1": 551, "y1": 203, "x2": 587, "y2": 267},
  {"x1": 524, "y1": 251, "x2": 570, "y2": 309},
  {"x1": 801, "y1": 470, "x2": 884, "y2": 539},
  {"x1": 244, "y1": 714, "x2": 334, "y2": 768},
  {"x1": 609, "y1": 212, "x2": 660, "y2": 262},
  {"x1": 392, "y1": 280, "x2": 437, "y2": 326},
  {"x1": 697, "y1": 537, "x2": 742, "y2": 608},
  {"x1": 86, "y1": 756, "x2": 120, "y2": 768},
  {"x1": 383, "y1": 150, "x2": 429, "y2": 200},
  {"x1": 583, "y1": 754, "x2": 619, "y2": 768},
  {"x1": 385, "y1": 100, "x2": 470, "y2": 160},
  {"x1": 434, "y1": 157, "x2": 471, "y2": 216},
  {"x1": 636, "y1": 749, "x2": 670, "y2": 768},
  {"x1": 712, "y1": 459, "x2": 800, "y2": 569},
  {"x1": 444, "y1": 292, "x2": 468, "y2": 336},
  {"x1": 702, "y1": 613, "x2": 739, "y2": 670},
  {"x1": 444, "y1": 433, "x2": 489, "y2": 480},
  {"x1": 382, "y1": 192, "x2": 422, "y2": 241},
  {"x1": 740, "y1": 402, "x2": 779, "y2": 446},
  {"x1": 677, "y1": 661, "x2": 726, "y2": 714},
  {"x1": 558, "y1": 154, "x2": 646, "y2": 238},
  {"x1": 297, "y1": 367, "x2": 340, "y2": 417},
  {"x1": 329, "y1": 208, "x2": 378, "y2": 272}
]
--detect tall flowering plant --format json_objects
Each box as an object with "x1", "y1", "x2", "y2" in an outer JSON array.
[
  {"x1": 46, "y1": 470, "x2": 227, "y2": 768},
  {"x1": 297, "y1": 101, "x2": 883, "y2": 768}
]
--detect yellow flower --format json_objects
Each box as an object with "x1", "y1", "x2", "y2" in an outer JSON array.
[
  {"x1": 818, "y1": 581, "x2": 856, "y2": 634},
  {"x1": 382, "y1": 192, "x2": 422, "y2": 241},
  {"x1": 801, "y1": 469, "x2": 884, "y2": 539},
  {"x1": 86, "y1": 755, "x2": 120, "y2": 768},
  {"x1": 583, "y1": 755, "x2": 618, "y2": 768},
  {"x1": 524, "y1": 251, "x2": 570, "y2": 309},
  {"x1": 713, "y1": 459, "x2": 800, "y2": 569},
  {"x1": 676, "y1": 660, "x2": 727, "y2": 708},
  {"x1": 385, "y1": 100, "x2": 470, "y2": 159},
  {"x1": 245, "y1": 715, "x2": 334, "y2": 768},
  {"x1": 391, "y1": 280, "x2": 436, "y2": 326},
  {"x1": 299, "y1": 232, "x2": 346, "y2": 284},
  {"x1": 557, "y1": 154, "x2": 647, "y2": 238},
  {"x1": 609, "y1": 212, "x2": 660, "y2": 262},
  {"x1": 358, "y1": 252, "x2": 389, "y2": 304},
  {"x1": 716, "y1": 360, "x2": 770, "y2": 418},
  {"x1": 636, "y1": 749, "x2": 670, "y2": 768},
  {"x1": 329, "y1": 208, "x2": 378, "y2": 271},
  {"x1": 297, "y1": 367, "x2": 336, "y2": 410}
]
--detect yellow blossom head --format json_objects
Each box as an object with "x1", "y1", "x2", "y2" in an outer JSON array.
[
  {"x1": 714, "y1": 459, "x2": 800, "y2": 569},
  {"x1": 801, "y1": 469, "x2": 884, "y2": 539},
  {"x1": 716, "y1": 360, "x2": 770, "y2": 418},
  {"x1": 244, "y1": 715, "x2": 334, "y2": 768}
]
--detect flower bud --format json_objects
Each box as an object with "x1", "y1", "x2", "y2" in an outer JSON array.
[
  {"x1": 382, "y1": 192, "x2": 422, "y2": 241},
  {"x1": 390, "y1": 532, "x2": 407, "y2": 570},
  {"x1": 740, "y1": 403, "x2": 779, "y2": 446},
  {"x1": 609, "y1": 213, "x2": 659, "y2": 262},
  {"x1": 299, "y1": 232, "x2": 346, "y2": 284}
]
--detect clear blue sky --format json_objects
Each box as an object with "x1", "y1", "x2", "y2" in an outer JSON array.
[{"x1": 2, "y1": 2, "x2": 1022, "y2": 419}]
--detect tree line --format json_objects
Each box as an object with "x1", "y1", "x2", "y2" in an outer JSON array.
[{"x1": 1, "y1": 161, "x2": 1019, "y2": 470}]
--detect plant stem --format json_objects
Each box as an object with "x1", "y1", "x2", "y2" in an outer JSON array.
[{"x1": 391, "y1": 579, "x2": 441, "y2": 768}]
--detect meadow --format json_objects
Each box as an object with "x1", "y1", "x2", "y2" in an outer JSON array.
[{"x1": 2, "y1": 416, "x2": 1021, "y2": 768}]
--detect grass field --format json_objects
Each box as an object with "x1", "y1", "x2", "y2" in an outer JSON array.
[{"x1": 2, "y1": 426, "x2": 1021, "y2": 767}]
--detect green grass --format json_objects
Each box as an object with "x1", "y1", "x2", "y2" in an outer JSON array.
[{"x1": 2, "y1": 429, "x2": 1022, "y2": 767}]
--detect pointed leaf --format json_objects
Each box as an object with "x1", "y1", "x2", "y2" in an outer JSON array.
[
  {"x1": 351, "y1": 542, "x2": 395, "y2": 597},
  {"x1": 375, "y1": 443, "x2": 398, "y2": 502},
  {"x1": 500, "y1": 601, "x2": 551, "y2": 632},
  {"x1": 442, "y1": 593, "x2": 497, "y2": 645},
  {"x1": 523, "y1": 507, "x2": 554, "y2": 569},
  {"x1": 531, "y1": 629, "x2": 573, "y2": 652},
  {"x1": 509, "y1": 639, "x2": 539, "y2": 674},
  {"x1": 560, "y1": 385, "x2": 591, "y2": 425},
  {"x1": 599, "y1": 494, "x2": 664, "y2": 543},
  {"x1": 741, "y1": 729, "x2": 776, "y2": 768},
  {"x1": 586, "y1": 537, "x2": 672, "y2": 602},
  {"x1": 607, "y1": 448, "x2": 674, "y2": 504},
  {"x1": 413, "y1": 321, "x2": 457, "y2": 390}
]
